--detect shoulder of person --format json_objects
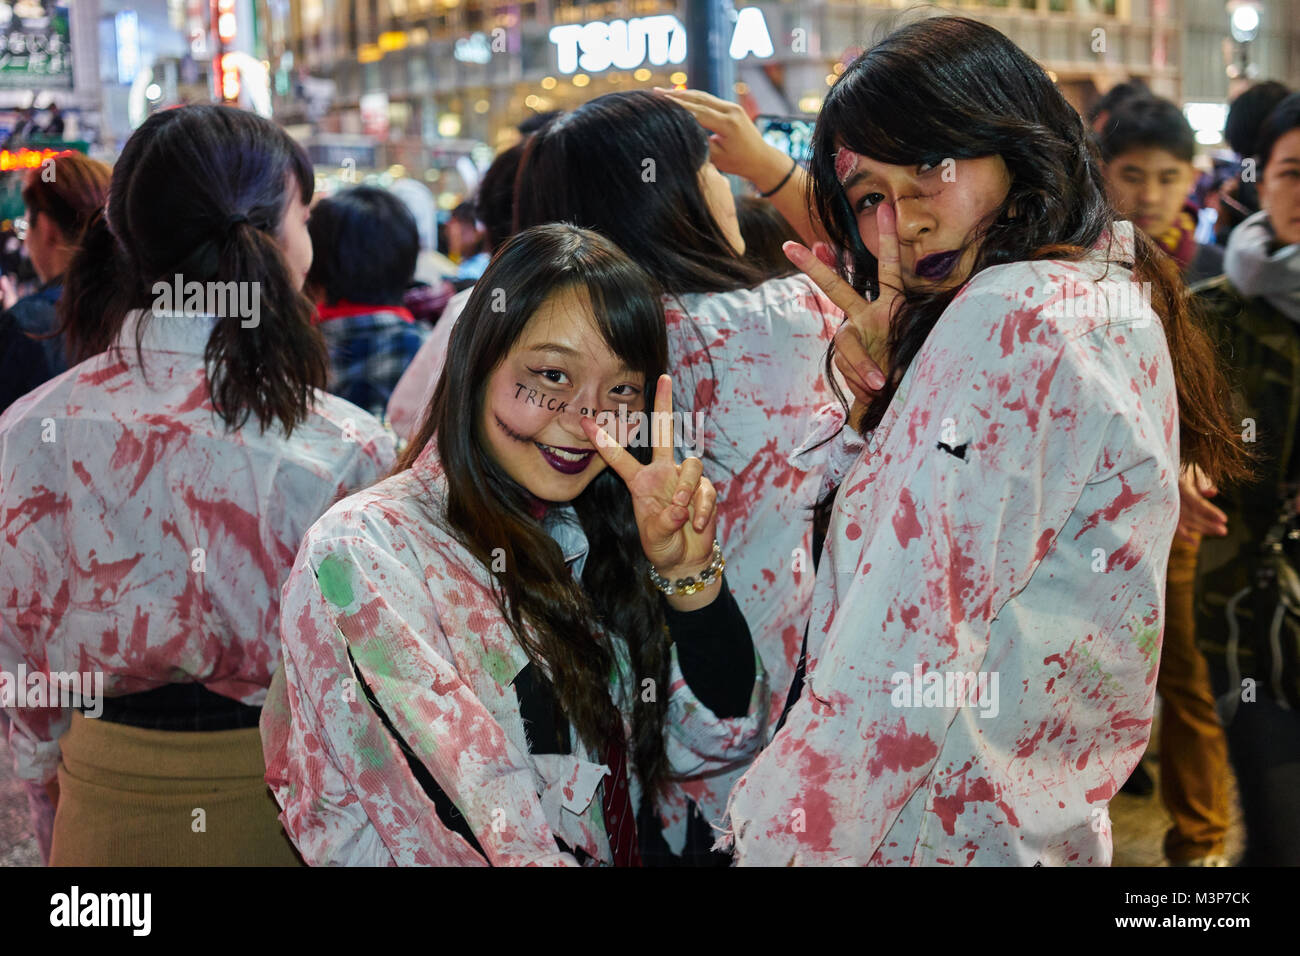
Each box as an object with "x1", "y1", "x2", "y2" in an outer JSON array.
[
  {"x1": 669, "y1": 274, "x2": 841, "y2": 335},
  {"x1": 1190, "y1": 274, "x2": 1294, "y2": 341},
  {"x1": 4, "y1": 290, "x2": 59, "y2": 333},
  {"x1": 0, "y1": 352, "x2": 94, "y2": 434},
  {"x1": 301, "y1": 469, "x2": 442, "y2": 566},
  {"x1": 936, "y1": 256, "x2": 1173, "y2": 412},
  {"x1": 306, "y1": 390, "x2": 393, "y2": 444},
  {"x1": 1189, "y1": 273, "x2": 1241, "y2": 312},
  {"x1": 949, "y1": 256, "x2": 1134, "y2": 346}
]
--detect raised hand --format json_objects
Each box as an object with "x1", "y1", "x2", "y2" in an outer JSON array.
[
  {"x1": 654, "y1": 86, "x2": 821, "y2": 245},
  {"x1": 782, "y1": 201, "x2": 905, "y2": 431},
  {"x1": 653, "y1": 87, "x2": 778, "y2": 184},
  {"x1": 1175, "y1": 463, "x2": 1228, "y2": 544},
  {"x1": 580, "y1": 374, "x2": 718, "y2": 587}
]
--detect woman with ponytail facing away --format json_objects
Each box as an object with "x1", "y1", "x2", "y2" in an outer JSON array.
[{"x1": 0, "y1": 105, "x2": 394, "y2": 865}]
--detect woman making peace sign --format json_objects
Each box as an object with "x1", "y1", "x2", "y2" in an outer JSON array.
[
  {"x1": 261, "y1": 224, "x2": 767, "y2": 865},
  {"x1": 671, "y1": 17, "x2": 1250, "y2": 865}
]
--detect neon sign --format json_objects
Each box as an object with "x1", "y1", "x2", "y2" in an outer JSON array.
[{"x1": 548, "y1": 9, "x2": 773, "y2": 75}]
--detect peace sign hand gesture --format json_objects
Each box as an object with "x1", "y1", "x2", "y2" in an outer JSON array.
[
  {"x1": 580, "y1": 374, "x2": 721, "y2": 609},
  {"x1": 782, "y1": 201, "x2": 906, "y2": 431}
]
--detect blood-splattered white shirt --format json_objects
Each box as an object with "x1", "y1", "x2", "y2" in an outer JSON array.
[
  {"x1": 659, "y1": 276, "x2": 842, "y2": 836},
  {"x1": 261, "y1": 442, "x2": 769, "y2": 865},
  {"x1": 385, "y1": 288, "x2": 471, "y2": 441},
  {"x1": 376, "y1": 275, "x2": 842, "y2": 850},
  {"x1": 0, "y1": 310, "x2": 394, "y2": 784},
  {"x1": 725, "y1": 220, "x2": 1180, "y2": 865}
]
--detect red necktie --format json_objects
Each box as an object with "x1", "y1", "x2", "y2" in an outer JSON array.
[{"x1": 600, "y1": 732, "x2": 642, "y2": 867}]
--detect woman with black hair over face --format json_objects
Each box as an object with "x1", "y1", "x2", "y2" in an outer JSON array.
[
  {"x1": 672, "y1": 16, "x2": 1250, "y2": 865},
  {"x1": 515, "y1": 93, "x2": 842, "y2": 863},
  {"x1": 262, "y1": 223, "x2": 766, "y2": 865},
  {"x1": 0, "y1": 105, "x2": 394, "y2": 865}
]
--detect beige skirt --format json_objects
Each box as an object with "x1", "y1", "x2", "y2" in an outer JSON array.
[{"x1": 49, "y1": 711, "x2": 302, "y2": 867}]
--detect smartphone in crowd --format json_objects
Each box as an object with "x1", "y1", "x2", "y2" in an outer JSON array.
[{"x1": 755, "y1": 115, "x2": 815, "y2": 166}]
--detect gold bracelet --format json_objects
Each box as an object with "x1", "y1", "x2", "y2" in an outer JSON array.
[{"x1": 647, "y1": 540, "x2": 725, "y2": 596}]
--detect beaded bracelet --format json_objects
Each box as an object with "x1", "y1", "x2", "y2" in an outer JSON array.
[{"x1": 647, "y1": 539, "x2": 725, "y2": 596}]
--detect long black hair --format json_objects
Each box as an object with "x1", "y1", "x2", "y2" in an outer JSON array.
[
  {"x1": 810, "y1": 15, "x2": 1249, "y2": 485},
  {"x1": 58, "y1": 104, "x2": 325, "y2": 436},
  {"x1": 515, "y1": 91, "x2": 768, "y2": 294},
  {"x1": 397, "y1": 223, "x2": 673, "y2": 795}
]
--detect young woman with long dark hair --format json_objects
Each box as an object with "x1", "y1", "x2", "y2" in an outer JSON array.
[
  {"x1": 0, "y1": 105, "x2": 394, "y2": 865},
  {"x1": 262, "y1": 223, "x2": 766, "y2": 866},
  {"x1": 687, "y1": 16, "x2": 1250, "y2": 865},
  {"x1": 514, "y1": 93, "x2": 842, "y2": 861}
]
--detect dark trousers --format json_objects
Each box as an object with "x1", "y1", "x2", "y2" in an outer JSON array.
[{"x1": 1208, "y1": 658, "x2": 1300, "y2": 865}]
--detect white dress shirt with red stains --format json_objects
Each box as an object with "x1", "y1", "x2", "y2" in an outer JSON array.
[
  {"x1": 261, "y1": 443, "x2": 770, "y2": 866},
  {"x1": 659, "y1": 276, "x2": 842, "y2": 836},
  {"x1": 0, "y1": 310, "x2": 395, "y2": 783},
  {"x1": 726, "y1": 221, "x2": 1180, "y2": 865}
]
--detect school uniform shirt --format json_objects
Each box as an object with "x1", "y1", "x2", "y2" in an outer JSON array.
[
  {"x1": 659, "y1": 276, "x2": 841, "y2": 835},
  {"x1": 724, "y1": 220, "x2": 1181, "y2": 865},
  {"x1": 260, "y1": 442, "x2": 770, "y2": 865},
  {"x1": 0, "y1": 310, "x2": 395, "y2": 785}
]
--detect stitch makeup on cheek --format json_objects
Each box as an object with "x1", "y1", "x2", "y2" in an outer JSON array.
[{"x1": 494, "y1": 414, "x2": 534, "y2": 444}]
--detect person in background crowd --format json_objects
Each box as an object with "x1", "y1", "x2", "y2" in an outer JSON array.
[
  {"x1": 0, "y1": 104, "x2": 394, "y2": 866},
  {"x1": 445, "y1": 201, "x2": 489, "y2": 282},
  {"x1": 1100, "y1": 96, "x2": 1224, "y2": 284},
  {"x1": 1097, "y1": 92, "x2": 1232, "y2": 859},
  {"x1": 263, "y1": 223, "x2": 766, "y2": 865},
  {"x1": 0, "y1": 153, "x2": 111, "y2": 414},
  {"x1": 43, "y1": 103, "x2": 64, "y2": 139},
  {"x1": 3, "y1": 106, "x2": 39, "y2": 147},
  {"x1": 514, "y1": 90, "x2": 842, "y2": 864},
  {"x1": 387, "y1": 140, "x2": 529, "y2": 441},
  {"x1": 1191, "y1": 92, "x2": 1300, "y2": 866},
  {"x1": 735, "y1": 195, "x2": 801, "y2": 279},
  {"x1": 1087, "y1": 78, "x2": 1150, "y2": 136},
  {"x1": 1214, "y1": 81, "x2": 1292, "y2": 245},
  {"x1": 306, "y1": 185, "x2": 430, "y2": 421},
  {"x1": 705, "y1": 16, "x2": 1248, "y2": 866}
]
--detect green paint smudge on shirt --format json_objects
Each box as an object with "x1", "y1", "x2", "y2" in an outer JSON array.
[
  {"x1": 316, "y1": 553, "x2": 355, "y2": 608},
  {"x1": 483, "y1": 648, "x2": 516, "y2": 687}
]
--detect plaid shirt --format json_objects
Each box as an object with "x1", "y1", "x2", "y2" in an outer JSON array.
[{"x1": 318, "y1": 307, "x2": 430, "y2": 422}]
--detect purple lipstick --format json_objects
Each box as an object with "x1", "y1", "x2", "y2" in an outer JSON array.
[
  {"x1": 913, "y1": 250, "x2": 960, "y2": 281},
  {"x1": 536, "y1": 441, "x2": 596, "y2": 475}
]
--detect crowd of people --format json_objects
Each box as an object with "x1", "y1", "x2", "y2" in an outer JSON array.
[{"x1": 0, "y1": 15, "x2": 1297, "y2": 867}]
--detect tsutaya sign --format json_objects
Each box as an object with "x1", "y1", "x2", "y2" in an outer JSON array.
[{"x1": 549, "y1": 8, "x2": 774, "y2": 75}]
